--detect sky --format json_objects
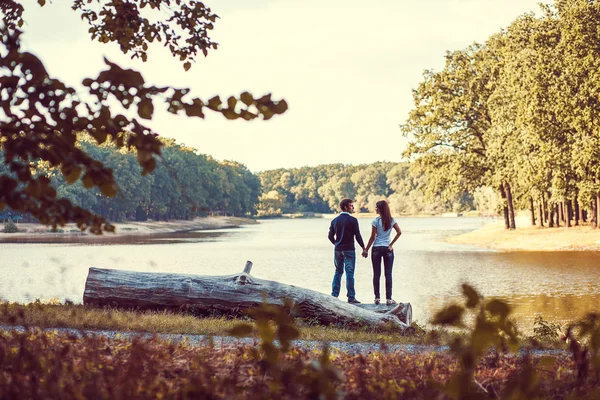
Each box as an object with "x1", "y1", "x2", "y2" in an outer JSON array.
[{"x1": 19, "y1": 0, "x2": 544, "y2": 172}]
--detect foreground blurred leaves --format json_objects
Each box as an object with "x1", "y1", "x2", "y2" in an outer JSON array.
[{"x1": 0, "y1": 1, "x2": 287, "y2": 234}]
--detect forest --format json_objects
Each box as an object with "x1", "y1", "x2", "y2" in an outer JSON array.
[
  {"x1": 401, "y1": 1, "x2": 600, "y2": 230},
  {"x1": 256, "y1": 162, "x2": 484, "y2": 217},
  {"x1": 0, "y1": 136, "x2": 261, "y2": 222}
]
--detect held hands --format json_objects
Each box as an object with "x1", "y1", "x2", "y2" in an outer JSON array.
[{"x1": 361, "y1": 249, "x2": 368, "y2": 258}]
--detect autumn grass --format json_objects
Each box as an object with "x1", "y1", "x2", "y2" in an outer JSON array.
[
  {"x1": 0, "y1": 301, "x2": 460, "y2": 346},
  {"x1": 1, "y1": 329, "x2": 592, "y2": 400}
]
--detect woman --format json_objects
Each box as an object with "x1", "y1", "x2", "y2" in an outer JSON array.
[{"x1": 362, "y1": 200, "x2": 402, "y2": 305}]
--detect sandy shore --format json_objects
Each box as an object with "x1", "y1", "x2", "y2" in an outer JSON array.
[
  {"x1": 447, "y1": 215, "x2": 600, "y2": 251},
  {"x1": 0, "y1": 216, "x2": 257, "y2": 240}
]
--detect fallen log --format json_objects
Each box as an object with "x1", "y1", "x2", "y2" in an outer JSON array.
[{"x1": 83, "y1": 261, "x2": 412, "y2": 331}]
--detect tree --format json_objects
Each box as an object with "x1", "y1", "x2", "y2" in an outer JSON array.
[
  {"x1": 401, "y1": 45, "x2": 496, "y2": 217},
  {"x1": 0, "y1": 1, "x2": 287, "y2": 233}
]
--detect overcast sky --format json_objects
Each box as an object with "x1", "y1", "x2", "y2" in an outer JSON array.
[{"x1": 20, "y1": 0, "x2": 544, "y2": 172}]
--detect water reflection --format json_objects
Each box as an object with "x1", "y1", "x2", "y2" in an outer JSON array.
[{"x1": 0, "y1": 231, "x2": 228, "y2": 245}]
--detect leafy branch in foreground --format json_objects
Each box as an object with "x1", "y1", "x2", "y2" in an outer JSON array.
[{"x1": 0, "y1": 1, "x2": 287, "y2": 234}]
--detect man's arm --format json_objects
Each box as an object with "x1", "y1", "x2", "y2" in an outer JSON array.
[
  {"x1": 354, "y1": 218, "x2": 365, "y2": 249},
  {"x1": 328, "y1": 221, "x2": 336, "y2": 245}
]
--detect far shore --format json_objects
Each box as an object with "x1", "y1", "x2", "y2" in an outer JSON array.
[
  {"x1": 446, "y1": 214, "x2": 600, "y2": 252},
  {"x1": 0, "y1": 216, "x2": 257, "y2": 242}
]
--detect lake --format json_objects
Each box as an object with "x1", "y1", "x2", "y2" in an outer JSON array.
[{"x1": 1, "y1": 217, "x2": 599, "y2": 329}]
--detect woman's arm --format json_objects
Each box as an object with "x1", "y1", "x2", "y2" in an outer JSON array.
[
  {"x1": 388, "y1": 223, "x2": 402, "y2": 251},
  {"x1": 362, "y1": 225, "x2": 377, "y2": 256}
]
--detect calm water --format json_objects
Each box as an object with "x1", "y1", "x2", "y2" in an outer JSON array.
[{"x1": 1, "y1": 217, "x2": 599, "y2": 328}]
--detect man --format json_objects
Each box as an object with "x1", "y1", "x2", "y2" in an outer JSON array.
[{"x1": 328, "y1": 198, "x2": 366, "y2": 304}]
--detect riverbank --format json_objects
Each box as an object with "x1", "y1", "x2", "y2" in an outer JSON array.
[
  {"x1": 447, "y1": 215, "x2": 600, "y2": 251},
  {"x1": 0, "y1": 216, "x2": 257, "y2": 240}
]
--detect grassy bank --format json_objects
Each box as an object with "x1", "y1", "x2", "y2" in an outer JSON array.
[
  {"x1": 0, "y1": 302, "x2": 569, "y2": 349},
  {"x1": 0, "y1": 302, "x2": 449, "y2": 346},
  {"x1": 1, "y1": 298, "x2": 599, "y2": 399}
]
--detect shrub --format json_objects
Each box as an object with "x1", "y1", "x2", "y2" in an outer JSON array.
[{"x1": 2, "y1": 220, "x2": 17, "y2": 233}]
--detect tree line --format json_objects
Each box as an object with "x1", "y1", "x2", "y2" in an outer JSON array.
[
  {"x1": 256, "y1": 162, "x2": 483, "y2": 217},
  {"x1": 0, "y1": 137, "x2": 260, "y2": 222},
  {"x1": 402, "y1": 0, "x2": 600, "y2": 230}
]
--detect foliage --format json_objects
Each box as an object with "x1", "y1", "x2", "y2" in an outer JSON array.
[
  {"x1": 258, "y1": 162, "x2": 476, "y2": 216},
  {"x1": 0, "y1": 138, "x2": 261, "y2": 221},
  {"x1": 0, "y1": 1, "x2": 287, "y2": 234},
  {"x1": 402, "y1": 0, "x2": 600, "y2": 229},
  {"x1": 2, "y1": 218, "x2": 16, "y2": 232},
  {"x1": 3, "y1": 286, "x2": 600, "y2": 398}
]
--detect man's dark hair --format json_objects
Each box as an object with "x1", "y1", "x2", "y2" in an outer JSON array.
[{"x1": 339, "y1": 198, "x2": 354, "y2": 212}]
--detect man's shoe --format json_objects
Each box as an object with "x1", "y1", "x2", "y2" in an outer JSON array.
[
  {"x1": 386, "y1": 299, "x2": 397, "y2": 305},
  {"x1": 374, "y1": 298, "x2": 380, "y2": 305},
  {"x1": 348, "y1": 298, "x2": 361, "y2": 304}
]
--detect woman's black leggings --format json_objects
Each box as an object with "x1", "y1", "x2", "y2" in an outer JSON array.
[{"x1": 371, "y1": 246, "x2": 394, "y2": 300}]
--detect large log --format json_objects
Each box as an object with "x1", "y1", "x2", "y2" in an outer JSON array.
[{"x1": 83, "y1": 262, "x2": 412, "y2": 331}]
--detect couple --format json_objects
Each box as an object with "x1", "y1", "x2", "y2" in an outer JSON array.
[{"x1": 327, "y1": 198, "x2": 402, "y2": 305}]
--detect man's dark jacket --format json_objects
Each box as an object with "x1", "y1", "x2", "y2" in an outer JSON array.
[{"x1": 328, "y1": 213, "x2": 365, "y2": 251}]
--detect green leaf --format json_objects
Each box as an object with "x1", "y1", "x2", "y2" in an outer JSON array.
[
  {"x1": 137, "y1": 99, "x2": 154, "y2": 119},
  {"x1": 462, "y1": 283, "x2": 481, "y2": 308},
  {"x1": 228, "y1": 323, "x2": 254, "y2": 337},
  {"x1": 431, "y1": 304, "x2": 464, "y2": 326},
  {"x1": 486, "y1": 299, "x2": 511, "y2": 319},
  {"x1": 100, "y1": 183, "x2": 117, "y2": 198},
  {"x1": 227, "y1": 96, "x2": 237, "y2": 109},
  {"x1": 278, "y1": 324, "x2": 300, "y2": 343},
  {"x1": 63, "y1": 166, "x2": 82, "y2": 185},
  {"x1": 240, "y1": 92, "x2": 253, "y2": 106},
  {"x1": 81, "y1": 173, "x2": 95, "y2": 189},
  {"x1": 207, "y1": 96, "x2": 222, "y2": 110}
]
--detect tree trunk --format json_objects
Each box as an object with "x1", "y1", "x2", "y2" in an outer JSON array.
[
  {"x1": 529, "y1": 197, "x2": 536, "y2": 226},
  {"x1": 504, "y1": 182, "x2": 516, "y2": 230},
  {"x1": 538, "y1": 199, "x2": 544, "y2": 228},
  {"x1": 591, "y1": 199, "x2": 597, "y2": 228},
  {"x1": 559, "y1": 202, "x2": 565, "y2": 224},
  {"x1": 542, "y1": 194, "x2": 549, "y2": 224},
  {"x1": 554, "y1": 204, "x2": 560, "y2": 227},
  {"x1": 574, "y1": 197, "x2": 580, "y2": 226},
  {"x1": 566, "y1": 200, "x2": 572, "y2": 228},
  {"x1": 500, "y1": 184, "x2": 509, "y2": 229},
  {"x1": 596, "y1": 196, "x2": 600, "y2": 229},
  {"x1": 83, "y1": 264, "x2": 413, "y2": 331},
  {"x1": 548, "y1": 201, "x2": 554, "y2": 228}
]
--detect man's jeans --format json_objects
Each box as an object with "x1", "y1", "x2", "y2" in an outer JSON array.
[
  {"x1": 372, "y1": 246, "x2": 394, "y2": 300},
  {"x1": 332, "y1": 250, "x2": 356, "y2": 299}
]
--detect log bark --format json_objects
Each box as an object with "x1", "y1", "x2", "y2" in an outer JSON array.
[{"x1": 83, "y1": 264, "x2": 413, "y2": 331}]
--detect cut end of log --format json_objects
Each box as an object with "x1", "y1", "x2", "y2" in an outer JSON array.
[{"x1": 243, "y1": 261, "x2": 253, "y2": 274}]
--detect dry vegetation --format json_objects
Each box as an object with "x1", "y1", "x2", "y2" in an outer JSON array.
[
  {"x1": 1, "y1": 328, "x2": 597, "y2": 400},
  {"x1": 1, "y1": 287, "x2": 600, "y2": 399}
]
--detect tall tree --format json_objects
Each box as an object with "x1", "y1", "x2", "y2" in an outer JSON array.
[{"x1": 0, "y1": 1, "x2": 287, "y2": 233}]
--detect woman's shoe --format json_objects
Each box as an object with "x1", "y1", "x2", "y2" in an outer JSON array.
[
  {"x1": 386, "y1": 299, "x2": 397, "y2": 305},
  {"x1": 374, "y1": 298, "x2": 380, "y2": 305}
]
